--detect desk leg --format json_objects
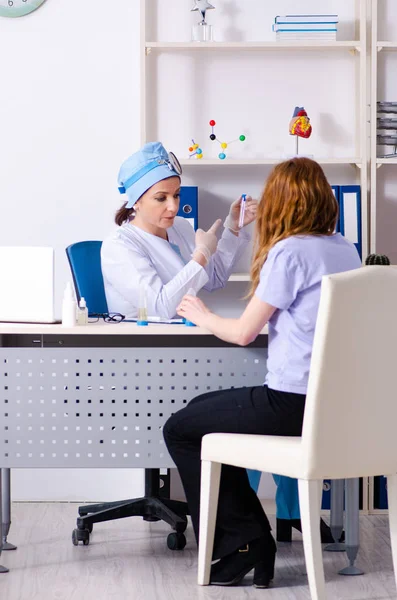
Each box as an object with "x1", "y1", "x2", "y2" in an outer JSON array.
[
  {"x1": 0, "y1": 469, "x2": 10, "y2": 573},
  {"x1": 2, "y1": 470, "x2": 16, "y2": 551},
  {"x1": 339, "y1": 477, "x2": 364, "y2": 575},
  {"x1": 325, "y1": 479, "x2": 345, "y2": 552}
]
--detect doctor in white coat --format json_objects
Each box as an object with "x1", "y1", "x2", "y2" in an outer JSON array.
[{"x1": 101, "y1": 142, "x2": 257, "y2": 319}]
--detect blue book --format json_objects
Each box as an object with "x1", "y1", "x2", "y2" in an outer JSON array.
[
  {"x1": 178, "y1": 186, "x2": 198, "y2": 231},
  {"x1": 339, "y1": 185, "x2": 362, "y2": 259}
]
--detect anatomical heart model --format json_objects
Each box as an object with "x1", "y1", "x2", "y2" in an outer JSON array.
[{"x1": 289, "y1": 106, "x2": 312, "y2": 154}]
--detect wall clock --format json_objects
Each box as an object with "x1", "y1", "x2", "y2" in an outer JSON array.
[{"x1": 0, "y1": 0, "x2": 47, "y2": 18}]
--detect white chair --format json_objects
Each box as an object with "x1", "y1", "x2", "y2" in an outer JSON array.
[{"x1": 198, "y1": 267, "x2": 397, "y2": 599}]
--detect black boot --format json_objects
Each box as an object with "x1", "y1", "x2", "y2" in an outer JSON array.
[
  {"x1": 276, "y1": 517, "x2": 345, "y2": 543},
  {"x1": 210, "y1": 533, "x2": 276, "y2": 587}
]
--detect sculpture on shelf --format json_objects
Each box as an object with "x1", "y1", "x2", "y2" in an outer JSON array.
[
  {"x1": 191, "y1": 0, "x2": 215, "y2": 42},
  {"x1": 289, "y1": 106, "x2": 312, "y2": 155},
  {"x1": 191, "y1": 0, "x2": 215, "y2": 23},
  {"x1": 188, "y1": 139, "x2": 204, "y2": 159},
  {"x1": 209, "y1": 119, "x2": 246, "y2": 160}
]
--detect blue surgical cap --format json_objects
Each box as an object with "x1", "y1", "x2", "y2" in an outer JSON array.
[{"x1": 118, "y1": 142, "x2": 181, "y2": 209}]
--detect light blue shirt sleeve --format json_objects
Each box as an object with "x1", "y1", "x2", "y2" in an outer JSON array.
[
  {"x1": 255, "y1": 245, "x2": 303, "y2": 310},
  {"x1": 203, "y1": 227, "x2": 251, "y2": 292}
]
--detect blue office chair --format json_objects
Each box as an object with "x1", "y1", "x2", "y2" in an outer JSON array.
[
  {"x1": 66, "y1": 241, "x2": 108, "y2": 316},
  {"x1": 65, "y1": 241, "x2": 189, "y2": 550}
]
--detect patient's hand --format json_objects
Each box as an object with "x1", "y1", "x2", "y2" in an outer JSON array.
[{"x1": 177, "y1": 295, "x2": 211, "y2": 327}]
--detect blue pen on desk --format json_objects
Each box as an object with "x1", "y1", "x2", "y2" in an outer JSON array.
[{"x1": 238, "y1": 194, "x2": 247, "y2": 229}]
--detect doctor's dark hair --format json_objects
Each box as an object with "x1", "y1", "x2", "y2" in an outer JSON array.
[
  {"x1": 249, "y1": 157, "x2": 338, "y2": 296},
  {"x1": 115, "y1": 201, "x2": 135, "y2": 226}
]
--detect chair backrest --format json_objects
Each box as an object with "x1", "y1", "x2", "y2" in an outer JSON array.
[
  {"x1": 301, "y1": 266, "x2": 397, "y2": 479},
  {"x1": 65, "y1": 241, "x2": 108, "y2": 316}
]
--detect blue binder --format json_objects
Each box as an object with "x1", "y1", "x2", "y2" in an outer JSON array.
[
  {"x1": 322, "y1": 479, "x2": 363, "y2": 511},
  {"x1": 331, "y1": 185, "x2": 340, "y2": 233},
  {"x1": 178, "y1": 186, "x2": 198, "y2": 231},
  {"x1": 374, "y1": 475, "x2": 388, "y2": 509},
  {"x1": 339, "y1": 185, "x2": 362, "y2": 258},
  {"x1": 321, "y1": 479, "x2": 332, "y2": 509}
]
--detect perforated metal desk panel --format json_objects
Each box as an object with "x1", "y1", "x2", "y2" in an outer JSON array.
[{"x1": 0, "y1": 323, "x2": 268, "y2": 469}]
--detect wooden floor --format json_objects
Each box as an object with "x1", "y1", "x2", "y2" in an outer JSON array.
[{"x1": 0, "y1": 504, "x2": 396, "y2": 600}]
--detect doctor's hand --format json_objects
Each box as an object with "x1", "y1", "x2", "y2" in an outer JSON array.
[
  {"x1": 224, "y1": 195, "x2": 258, "y2": 233},
  {"x1": 177, "y1": 294, "x2": 211, "y2": 328},
  {"x1": 192, "y1": 219, "x2": 222, "y2": 266}
]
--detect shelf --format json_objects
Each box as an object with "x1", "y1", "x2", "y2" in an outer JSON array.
[
  {"x1": 228, "y1": 273, "x2": 250, "y2": 282},
  {"x1": 180, "y1": 158, "x2": 362, "y2": 167},
  {"x1": 377, "y1": 42, "x2": 397, "y2": 50},
  {"x1": 376, "y1": 158, "x2": 397, "y2": 164},
  {"x1": 146, "y1": 41, "x2": 360, "y2": 51}
]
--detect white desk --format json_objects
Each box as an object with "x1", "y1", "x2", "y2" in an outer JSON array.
[{"x1": 0, "y1": 321, "x2": 268, "y2": 570}]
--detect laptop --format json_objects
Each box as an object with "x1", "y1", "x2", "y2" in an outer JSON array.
[{"x1": 0, "y1": 246, "x2": 59, "y2": 323}]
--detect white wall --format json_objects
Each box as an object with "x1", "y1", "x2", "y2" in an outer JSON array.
[
  {"x1": 0, "y1": 0, "x2": 145, "y2": 501},
  {"x1": 0, "y1": 0, "x2": 395, "y2": 501}
]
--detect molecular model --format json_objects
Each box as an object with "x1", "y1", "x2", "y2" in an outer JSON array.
[
  {"x1": 209, "y1": 119, "x2": 246, "y2": 159},
  {"x1": 188, "y1": 139, "x2": 204, "y2": 159}
]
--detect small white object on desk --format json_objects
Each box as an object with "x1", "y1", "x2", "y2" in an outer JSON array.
[
  {"x1": 61, "y1": 282, "x2": 77, "y2": 328},
  {"x1": 77, "y1": 297, "x2": 88, "y2": 326}
]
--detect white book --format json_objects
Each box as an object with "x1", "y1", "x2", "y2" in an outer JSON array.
[
  {"x1": 275, "y1": 14, "x2": 338, "y2": 24},
  {"x1": 276, "y1": 32, "x2": 337, "y2": 40},
  {"x1": 276, "y1": 37, "x2": 337, "y2": 43}
]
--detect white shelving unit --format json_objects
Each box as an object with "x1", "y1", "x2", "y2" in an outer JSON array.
[
  {"x1": 368, "y1": 0, "x2": 397, "y2": 515},
  {"x1": 145, "y1": 41, "x2": 361, "y2": 50},
  {"x1": 370, "y1": 0, "x2": 397, "y2": 253},
  {"x1": 228, "y1": 273, "x2": 250, "y2": 282},
  {"x1": 179, "y1": 158, "x2": 362, "y2": 167},
  {"x1": 141, "y1": 0, "x2": 369, "y2": 273}
]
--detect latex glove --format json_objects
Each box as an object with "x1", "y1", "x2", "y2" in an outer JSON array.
[
  {"x1": 224, "y1": 195, "x2": 258, "y2": 233},
  {"x1": 177, "y1": 294, "x2": 211, "y2": 327},
  {"x1": 192, "y1": 219, "x2": 222, "y2": 264}
]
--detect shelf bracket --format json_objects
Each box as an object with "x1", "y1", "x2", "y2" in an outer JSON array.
[
  {"x1": 376, "y1": 163, "x2": 383, "y2": 170},
  {"x1": 351, "y1": 162, "x2": 362, "y2": 169},
  {"x1": 377, "y1": 46, "x2": 383, "y2": 53},
  {"x1": 350, "y1": 46, "x2": 360, "y2": 56},
  {"x1": 145, "y1": 47, "x2": 152, "y2": 56}
]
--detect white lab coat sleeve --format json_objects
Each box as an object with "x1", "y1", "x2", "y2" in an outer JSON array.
[
  {"x1": 203, "y1": 227, "x2": 251, "y2": 291},
  {"x1": 102, "y1": 240, "x2": 209, "y2": 320}
]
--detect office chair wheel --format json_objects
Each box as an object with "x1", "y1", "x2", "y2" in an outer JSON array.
[
  {"x1": 72, "y1": 528, "x2": 90, "y2": 546},
  {"x1": 167, "y1": 532, "x2": 186, "y2": 551}
]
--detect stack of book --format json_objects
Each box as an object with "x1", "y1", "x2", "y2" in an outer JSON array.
[
  {"x1": 272, "y1": 14, "x2": 338, "y2": 42},
  {"x1": 377, "y1": 102, "x2": 397, "y2": 158}
]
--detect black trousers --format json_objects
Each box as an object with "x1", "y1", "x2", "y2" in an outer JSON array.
[{"x1": 163, "y1": 385, "x2": 306, "y2": 560}]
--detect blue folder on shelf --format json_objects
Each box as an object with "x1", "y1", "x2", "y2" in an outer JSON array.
[
  {"x1": 178, "y1": 186, "x2": 198, "y2": 231},
  {"x1": 374, "y1": 475, "x2": 388, "y2": 509},
  {"x1": 331, "y1": 185, "x2": 340, "y2": 233},
  {"x1": 339, "y1": 185, "x2": 362, "y2": 259}
]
